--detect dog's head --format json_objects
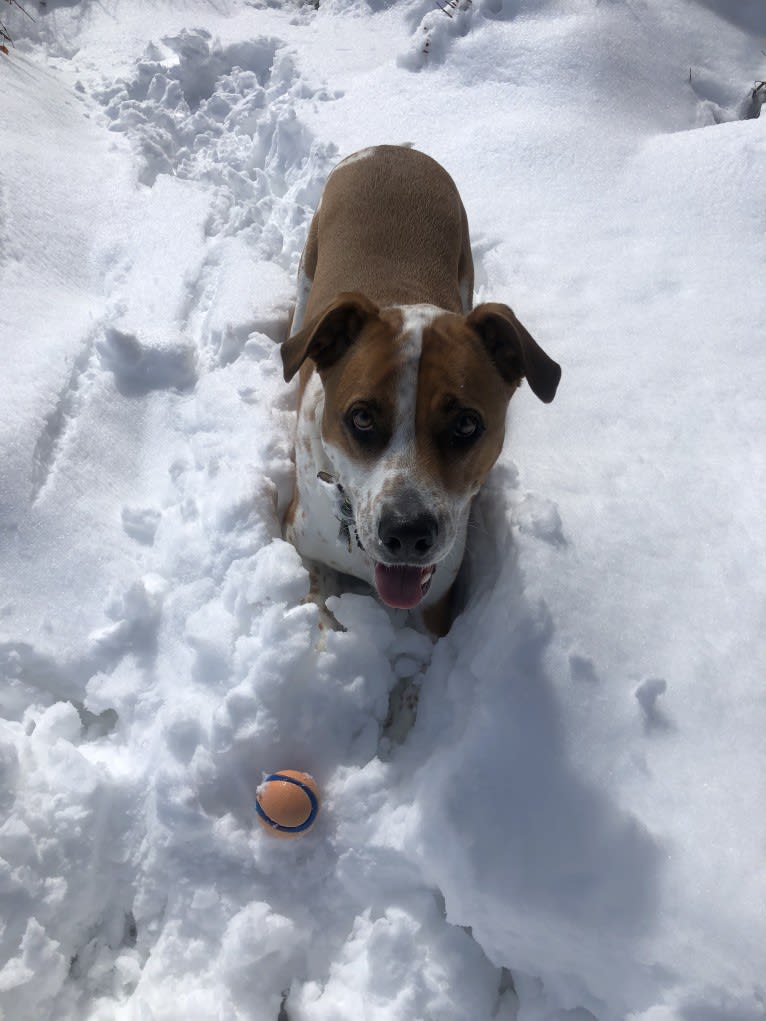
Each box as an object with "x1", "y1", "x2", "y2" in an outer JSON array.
[{"x1": 282, "y1": 292, "x2": 561, "y2": 609}]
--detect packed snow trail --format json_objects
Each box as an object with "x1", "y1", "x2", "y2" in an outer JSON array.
[{"x1": 1, "y1": 2, "x2": 765, "y2": 1020}]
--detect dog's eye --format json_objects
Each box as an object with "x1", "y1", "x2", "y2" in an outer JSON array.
[
  {"x1": 452, "y1": 411, "x2": 484, "y2": 440},
  {"x1": 348, "y1": 406, "x2": 375, "y2": 433}
]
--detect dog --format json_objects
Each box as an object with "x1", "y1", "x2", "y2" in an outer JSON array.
[{"x1": 281, "y1": 145, "x2": 561, "y2": 635}]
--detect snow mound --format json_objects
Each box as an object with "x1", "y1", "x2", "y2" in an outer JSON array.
[
  {"x1": 96, "y1": 28, "x2": 339, "y2": 265},
  {"x1": 1, "y1": 0, "x2": 765, "y2": 1019}
]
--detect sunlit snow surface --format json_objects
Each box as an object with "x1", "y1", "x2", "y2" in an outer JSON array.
[{"x1": 1, "y1": 1, "x2": 764, "y2": 1019}]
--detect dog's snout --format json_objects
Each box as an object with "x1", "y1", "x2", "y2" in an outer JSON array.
[{"x1": 378, "y1": 506, "x2": 438, "y2": 561}]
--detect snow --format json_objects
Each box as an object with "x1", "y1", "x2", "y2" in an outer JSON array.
[{"x1": 1, "y1": 1, "x2": 764, "y2": 1019}]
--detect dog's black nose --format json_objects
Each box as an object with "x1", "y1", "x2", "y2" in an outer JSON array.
[{"x1": 378, "y1": 508, "x2": 438, "y2": 561}]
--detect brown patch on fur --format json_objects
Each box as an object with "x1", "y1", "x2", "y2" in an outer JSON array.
[
  {"x1": 467, "y1": 303, "x2": 561, "y2": 403},
  {"x1": 281, "y1": 292, "x2": 380, "y2": 383},
  {"x1": 284, "y1": 491, "x2": 299, "y2": 531},
  {"x1": 421, "y1": 586, "x2": 454, "y2": 638},
  {"x1": 319, "y1": 308, "x2": 404, "y2": 464},
  {"x1": 302, "y1": 146, "x2": 471, "y2": 322},
  {"x1": 415, "y1": 313, "x2": 518, "y2": 495}
]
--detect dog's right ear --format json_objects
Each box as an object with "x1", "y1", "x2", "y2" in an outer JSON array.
[{"x1": 281, "y1": 292, "x2": 380, "y2": 382}]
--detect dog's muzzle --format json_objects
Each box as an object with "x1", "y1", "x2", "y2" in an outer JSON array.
[{"x1": 317, "y1": 472, "x2": 437, "y2": 610}]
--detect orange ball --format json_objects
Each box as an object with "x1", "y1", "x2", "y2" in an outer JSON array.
[{"x1": 255, "y1": 770, "x2": 320, "y2": 838}]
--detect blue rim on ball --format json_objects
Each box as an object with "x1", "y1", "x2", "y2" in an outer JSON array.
[{"x1": 255, "y1": 773, "x2": 320, "y2": 833}]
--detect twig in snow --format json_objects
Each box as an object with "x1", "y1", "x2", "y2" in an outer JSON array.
[
  {"x1": 2, "y1": 0, "x2": 35, "y2": 54},
  {"x1": 433, "y1": 0, "x2": 472, "y2": 17}
]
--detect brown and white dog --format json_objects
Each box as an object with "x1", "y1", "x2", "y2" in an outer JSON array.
[{"x1": 281, "y1": 145, "x2": 561, "y2": 634}]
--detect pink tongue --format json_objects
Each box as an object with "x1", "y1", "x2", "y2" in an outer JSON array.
[{"x1": 374, "y1": 564, "x2": 427, "y2": 609}]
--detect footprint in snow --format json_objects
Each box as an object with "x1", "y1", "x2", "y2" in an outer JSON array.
[
  {"x1": 635, "y1": 677, "x2": 673, "y2": 733},
  {"x1": 98, "y1": 327, "x2": 197, "y2": 396},
  {"x1": 688, "y1": 68, "x2": 765, "y2": 126},
  {"x1": 121, "y1": 505, "x2": 162, "y2": 546},
  {"x1": 514, "y1": 493, "x2": 567, "y2": 548},
  {"x1": 93, "y1": 27, "x2": 340, "y2": 265},
  {"x1": 569, "y1": 653, "x2": 599, "y2": 685}
]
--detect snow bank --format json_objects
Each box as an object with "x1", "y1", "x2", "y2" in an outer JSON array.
[{"x1": 1, "y1": 1, "x2": 764, "y2": 1019}]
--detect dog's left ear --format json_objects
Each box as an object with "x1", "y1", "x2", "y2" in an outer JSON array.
[
  {"x1": 281, "y1": 292, "x2": 380, "y2": 382},
  {"x1": 467, "y1": 303, "x2": 561, "y2": 403}
]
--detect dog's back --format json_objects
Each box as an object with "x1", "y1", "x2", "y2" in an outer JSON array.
[{"x1": 300, "y1": 145, "x2": 473, "y2": 321}]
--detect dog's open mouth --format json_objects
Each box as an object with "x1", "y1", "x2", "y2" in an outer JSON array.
[{"x1": 374, "y1": 563, "x2": 435, "y2": 609}]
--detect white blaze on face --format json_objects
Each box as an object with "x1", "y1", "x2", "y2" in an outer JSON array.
[{"x1": 387, "y1": 304, "x2": 437, "y2": 464}]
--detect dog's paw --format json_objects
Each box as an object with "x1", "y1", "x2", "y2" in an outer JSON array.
[{"x1": 382, "y1": 675, "x2": 421, "y2": 748}]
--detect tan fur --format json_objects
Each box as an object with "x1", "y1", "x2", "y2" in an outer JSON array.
[
  {"x1": 318, "y1": 309, "x2": 405, "y2": 461},
  {"x1": 300, "y1": 146, "x2": 472, "y2": 323},
  {"x1": 416, "y1": 313, "x2": 518, "y2": 493},
  {"x1": 421, "y1": 589, "x2": 454, "y2": 638}
]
